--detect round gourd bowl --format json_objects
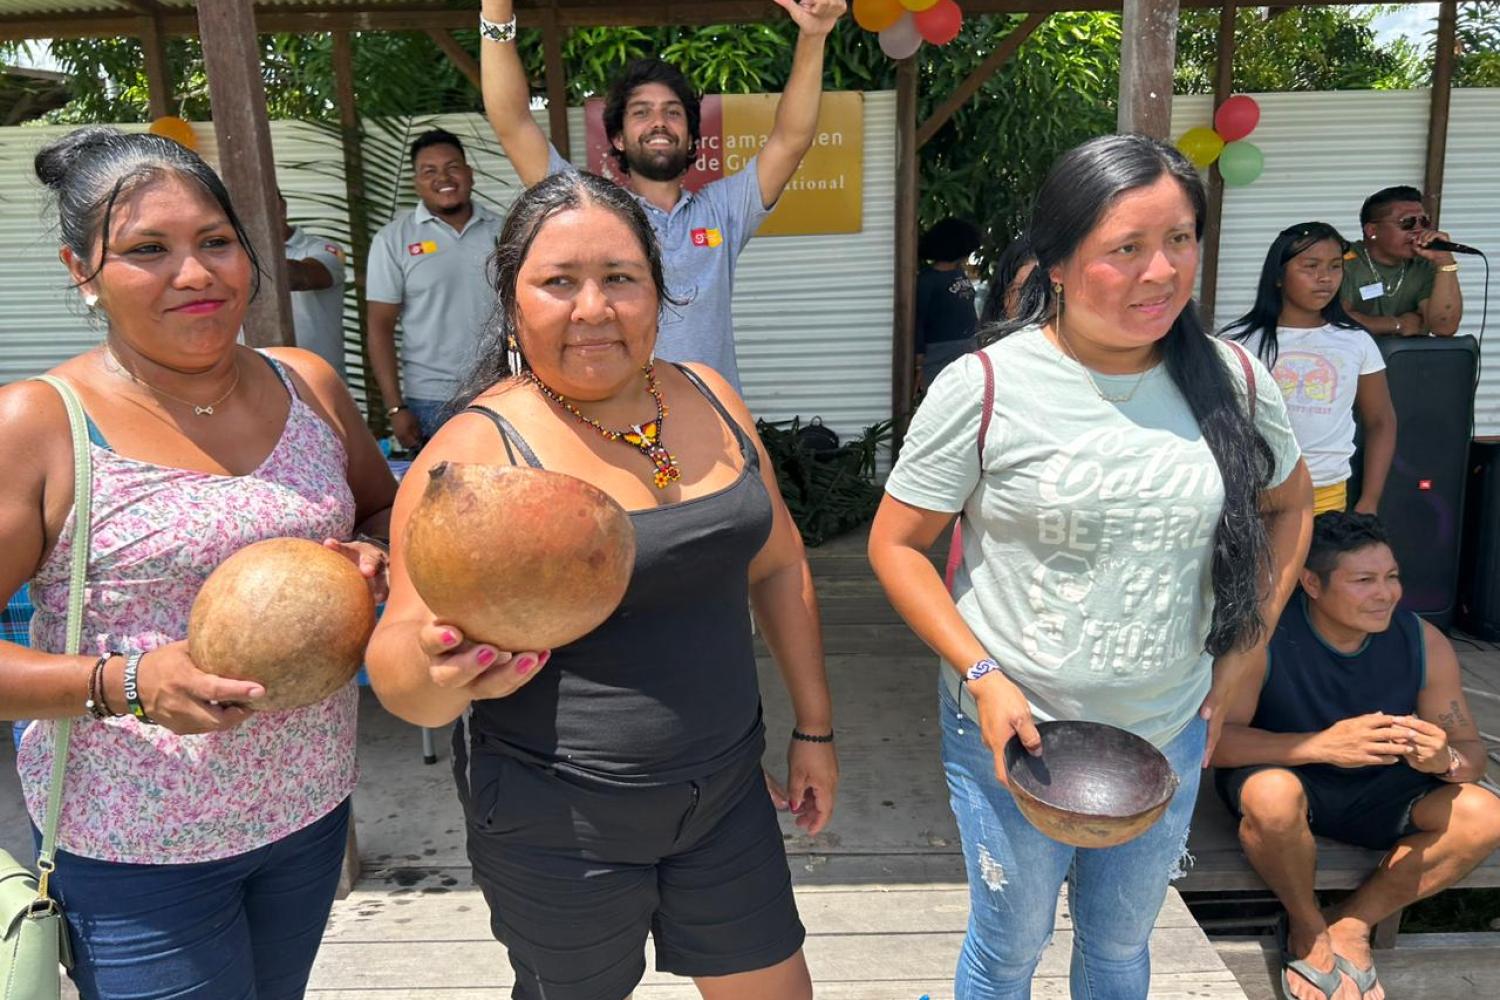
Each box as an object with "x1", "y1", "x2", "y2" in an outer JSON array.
[{"x1": 1003, "y1": 721, "x2": 1180, "y2": 849}]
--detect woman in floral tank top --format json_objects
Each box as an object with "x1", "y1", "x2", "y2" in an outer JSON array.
[{"x1": 0, "y1": 129, "x2": 396, "y2": 998}]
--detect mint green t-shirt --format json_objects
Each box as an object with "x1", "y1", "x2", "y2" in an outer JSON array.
[{"x1": 886, "y1": 327, "x2": 1302, "y2": 746}]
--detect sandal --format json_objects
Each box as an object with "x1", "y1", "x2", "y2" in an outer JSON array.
[
  {"x1": 1277, "y1": 913, "x2": 1345, "y2": 1000},
  {"x1": 1333, "y1": 953, "x2": 1380, "y2": 997}
]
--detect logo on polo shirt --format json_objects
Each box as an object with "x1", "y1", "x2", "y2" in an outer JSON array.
[
  {"x1": 690, "y1": 228, "x2": 723, "y2": 249},
  {"x1": 324, "y1": 243, "x2": 346, "y2": 261},
  {"x1": 407, "y1": 240, "x2": 439, "y2": 256}
]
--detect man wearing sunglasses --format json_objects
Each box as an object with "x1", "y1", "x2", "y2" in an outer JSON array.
[{"x1": 1340, "y1": 185, "x2": 1463, "y2": 337}]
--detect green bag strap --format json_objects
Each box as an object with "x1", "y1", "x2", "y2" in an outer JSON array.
[{"x1": 29, "y1": 374, "x2": 94, "y2": 900}]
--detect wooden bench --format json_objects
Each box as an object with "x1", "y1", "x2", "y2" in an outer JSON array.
[{"x1": 1179, "y1": 772, "x2": 1500, "y2": 947}]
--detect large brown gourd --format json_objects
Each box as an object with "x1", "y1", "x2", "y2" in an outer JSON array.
[
  {"x1": 404, "y1": 462, "x2": 635, "y2": 650},
  {"x1": 188, "y1": 537, "x2": 376, "y2": 711}
]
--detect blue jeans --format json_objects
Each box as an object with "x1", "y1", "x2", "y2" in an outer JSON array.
[
  {"x1": 405, "y1": 397, "x2": 452, "y2": 442},
  {"x1": 42, "y1": 798, "x2": 351, "y2": 1000},
  {"x1": 940, "y1": 677, "x2": 1206, "y2": 1000}
]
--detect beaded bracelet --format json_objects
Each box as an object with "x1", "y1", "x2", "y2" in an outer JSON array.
[
  {"x1": 792, "y1": 729, "x2": 835, "y2": 744},
  {"x1": 479, "y1": 13, "x2": 517, "y2": 43},
  {"x1": 122, "y1": 651, "x2": 156, "y2": 725},
  {"x1": 85, "y1": 652, "x2": 118, "y2": 719}
]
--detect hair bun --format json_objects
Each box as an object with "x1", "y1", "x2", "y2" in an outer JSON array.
[{"x1": 34, "y1": 127, "x2": 124, "y2": 191}]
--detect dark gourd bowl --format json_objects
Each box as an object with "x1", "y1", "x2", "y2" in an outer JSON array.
[{"x1": 1003, "y1": 721, "x2": 1181, "y2": 849}]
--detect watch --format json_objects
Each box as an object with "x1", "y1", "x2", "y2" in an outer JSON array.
[{"x1": 964, "y1": 657, "x2": 1002, "y2": 684}]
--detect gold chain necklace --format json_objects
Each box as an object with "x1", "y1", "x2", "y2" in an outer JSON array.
[
  {"x1": 525, "y1": 363, "x2": 682, "y2": 489},
  {"x1": 104, "y1": 347, "x2": 242, "y2": 416},
  {"x1": 1054, "y1": 328, "x2": 1153, "y2": 405}
]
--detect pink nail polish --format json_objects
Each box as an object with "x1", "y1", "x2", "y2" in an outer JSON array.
[
  {"x1": 476, "y1": 648, "x2": 496, "y2": 667},
  {"x1": 515, "y1": 655, "x2": 538, "y2": 676},
  {"x1": 441, "y1": 630, "x2": 456, "y2": 646}
]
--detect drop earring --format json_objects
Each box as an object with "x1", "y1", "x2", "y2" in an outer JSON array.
[{"x1": 506, "y1": 333, "x2": 523, "y2": 374}]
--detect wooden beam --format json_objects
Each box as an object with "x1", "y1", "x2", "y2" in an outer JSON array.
[
  {"x1": 1117, "y1": 0, "x2": 1181, "y2": 138},
  {"x1": 542, "y1": 5, "x2": 571, "y2": 159},
  {"x1": 197, "y1": 0, "x2": 294, "y2": 348},
  {"x1": 1, "y1": 0, "x2": 1383, "y2": 42},
  {"x1": 137, "y1": 14, "x2": 173, "y2": 119},
  {"x1": 891, "y1": 56, "x2": 919, "y2": 456},
  {"x1": 1425, "y1": 0, "x2": 1458, "y2": 228},
  {"x1": 1197, "y1": 2, "x2": 1235, "y2": 328},
  {"x1": 426, "y1": 29, "x2": 482, "y2": 91},
  {"x1": 332, "y1": 30, "x2": 387, "y2": 434},
  {"x1": 916, "y1": 12, "x2": 1046, "y2": 149}
]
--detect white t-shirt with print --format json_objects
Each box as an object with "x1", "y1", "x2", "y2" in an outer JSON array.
[
  {"x1": 1236, "y1": 324, "x2": 1384, "y2": 488},
  {"x1": 885, "y1": 327, "x2": 1302, "y2": 747}
]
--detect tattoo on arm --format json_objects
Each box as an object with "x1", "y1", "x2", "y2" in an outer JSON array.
[{"x1": 1437, "y1": 699, "x2": 1468, "y2": 732}]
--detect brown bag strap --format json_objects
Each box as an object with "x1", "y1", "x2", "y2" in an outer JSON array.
[{"x1": 1223, "y1": 339, "x2": 1258, "y2": 421}]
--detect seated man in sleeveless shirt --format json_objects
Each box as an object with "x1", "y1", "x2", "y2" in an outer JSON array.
[{"x1": 1213, "y1": 512, "x2": 1500, "y2": 1000}]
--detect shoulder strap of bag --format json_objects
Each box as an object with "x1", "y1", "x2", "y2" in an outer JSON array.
[
  {"x1": 943, "y1": 351, "x2": 995, "y2": 592},
  {"x1": 1223, "y1": 339, "x2": 1258, "y2": 421},
  {"x1": 29, "y1": 375, "x2": 93, "y2": 896}
]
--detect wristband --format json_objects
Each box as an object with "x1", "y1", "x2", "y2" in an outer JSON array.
[
  {"x1": 1439, "y1": 263, "x2": 1460, "y2": 273},
  {"x1": 792, "y1": 729, "x2": 834, "y2": 744},
  {"x1": 479, "y1": 14, "x2": 517, "y2": 43},
  {"x1": 964, "y1": 657, "x2": 1002, "y2": 684},
  {"x1": 122, "y1": 651, "x2": 156, "y2": 726}
]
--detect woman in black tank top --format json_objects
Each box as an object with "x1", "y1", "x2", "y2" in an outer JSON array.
[{"x1": 365, "y1": 171, "x2": 836, "y2": 1000}]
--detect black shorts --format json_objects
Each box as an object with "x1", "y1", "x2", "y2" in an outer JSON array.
[
  {"x1": 1216, "y1": 763, "x2": 1445, "y2": 850},
  {"x1": 455, "y1": 731, "x2": 804, "y2": 1000}
]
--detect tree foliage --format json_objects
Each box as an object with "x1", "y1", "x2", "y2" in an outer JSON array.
[{"x1": 1456, "y1": 1, "x2": 1500, "y2": 86}]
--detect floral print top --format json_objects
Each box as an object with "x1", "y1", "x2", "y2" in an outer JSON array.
[{"x1": 18, "y1": 359, "x2": 359, "y2": 864}]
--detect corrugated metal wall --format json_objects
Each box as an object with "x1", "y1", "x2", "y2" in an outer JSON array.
[
  {"x1": 0, "y1": 95, "x2": 896, "y2": 443},
  {"x1": 1171, "y1": 89, "x2": 1500, "y2": 434}
]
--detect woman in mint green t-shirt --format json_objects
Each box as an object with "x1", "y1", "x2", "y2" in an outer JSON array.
[{"x1": 869, "y1": 134, "x2": 1312, "y2": 1000}]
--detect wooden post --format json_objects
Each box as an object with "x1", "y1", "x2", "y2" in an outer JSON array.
[
  {"x1": 891, "y1": 56, "x2": 919, "y2": 455},
  {"x1": 1425, "y1": 0, "x2": 1458, "y2": 228},
  {"x1": 332, "y1": 30, "x2": 385, "y2": 434},
  {"x1": 196, "y1": 0, "x2": 293, "y2": 347},
  {"x1": 1118, "y1": 0, "x2": 1181, "y2": 138},
  {"x1": 916, "y1": 12, "x2": 1046, "y2": 149},
  {"x1": 138, "y1": 14, "x2": 173, "y2": 119},
  {"x1": 542, "y1": 5, "x2": 570, "y2": 159},
  {"x1": 426, "y1": 29, "x2": 482, "y2": 92},
  {"x1": 1198, "y1": 2, "x2": 1236, "y2": 328}
]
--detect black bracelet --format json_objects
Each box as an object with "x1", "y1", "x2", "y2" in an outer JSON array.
[
  {"x1": 85, "y1": 652, "x2": 116, "y2": 720},
  {"x1": 354, "y1": 533, "x2": 390, "y2": 553},
  {"x1": 122, "y1": 652, "x2": 157, "y2": 726},
  {"x1": 792, "y1": 729, "x2": 835, "y2": 744}
]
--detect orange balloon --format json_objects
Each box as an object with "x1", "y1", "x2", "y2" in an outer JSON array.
[
  {"x1": 898, "y1": 0, "x2": 942, "y2": 11},
  {"x1": 149, "y1": 116, "x2": 198, "y2": 151},
  {"x1": 853, "y1": 0, "x2": 905, "y2": 32}
]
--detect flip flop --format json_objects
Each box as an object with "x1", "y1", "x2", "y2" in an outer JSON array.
[
  {"x1": 1333, "y1": 953, "x2": 1380, "y2": 997},
  {"x1": 1277, "y1": 913, "x2": 1346, "y2": 1000}
]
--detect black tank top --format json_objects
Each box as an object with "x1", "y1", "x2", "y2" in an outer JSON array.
[
  {"x1": 1252, "y1": 590, "x2": 1426, "y2": 781},
  {"x1": 461, "y1": 366, "x2": 774, "y2": 785}
]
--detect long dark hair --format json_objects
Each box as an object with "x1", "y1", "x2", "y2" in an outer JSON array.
[
  {"x1": 1222, "y1": 221, "x2": 1361, "y2": 368},
  {"x1": 980, "y1": 232, "x2": 1035, "y2": 329},
  {"x1": 34, "y1": 126, "x2": 263, "y2": 296},
  {"x1": 992, "y1": 133, "x2": 1276, "y2": 656},
  {"x1": 452, "y1": 171, "x2": 677, "y2": 408}
]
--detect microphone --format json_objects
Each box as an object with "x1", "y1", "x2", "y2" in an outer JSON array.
[{"x1": 1426, "y1": 238, "x2": 1484, "y2": 256}]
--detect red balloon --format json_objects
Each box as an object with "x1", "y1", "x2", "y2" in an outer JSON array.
[
  {"x1": 914, "y1": 0, "x2": 963, "y2": 46},
  {"x1": 1214, "y1": 95, "x2": 1260, "y2": 142}
]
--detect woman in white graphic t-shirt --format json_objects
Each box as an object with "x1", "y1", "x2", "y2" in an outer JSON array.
[{"x1": 1224, "y1": 222, "x2": 1397, "y2": 517}]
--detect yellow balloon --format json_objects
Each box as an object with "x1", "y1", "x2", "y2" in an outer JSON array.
[
  {"x1": 853, "y1": 0, "x2": 905, "y2": 32},
  {"x1": 1176, "y1": 126, "x2": 1224, "y2": 170},
  {"x1": 899, "y1": 0, "x2": 942, "y2": 11},
  {"x1": 149, "y1": 116, "x2": 199, "y2": 152}
]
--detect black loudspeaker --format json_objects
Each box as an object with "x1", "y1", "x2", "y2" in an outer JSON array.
[
  {"x1": 1459, "y1": 439, "x2": 1500, "y2": 639},
  {"x1": 1349, "y1": 336, "x2": 1478, "y2": 629}
]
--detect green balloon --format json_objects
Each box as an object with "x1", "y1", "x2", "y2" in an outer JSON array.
[{"x1": 1219, "y1": 141, "x2": 1264, "y2": 186}]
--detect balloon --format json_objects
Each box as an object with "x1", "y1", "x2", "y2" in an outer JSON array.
[
  {"x1": 1176, "y1": 126, "x2": 1224, "y2": 169},
  {"x1": 148, "y1": 116, "x2": 198, "y2": 151},
  {"x1": 898, "y1": 0, "x2": 941, "y2": 11},
  {"x1": 1214, "y1": 95, "x2": 1260, "y2": 142},
  {"x1": 853, "y1": 0, "x2": 905, "y2": 32},
  {"x1": 914, "y1": 0, "x2": 963, "y2": 45},
  {"x1": 879, "y1": 16, "x2": 924, "y2": 60},
  {"x1": 1218, "y1": 141, "x2": 1264, "y2": 186}
]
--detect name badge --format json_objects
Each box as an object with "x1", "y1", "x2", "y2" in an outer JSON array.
[{"x1": 1359, "y1": 281, "x2": 1384, "y2": 301}]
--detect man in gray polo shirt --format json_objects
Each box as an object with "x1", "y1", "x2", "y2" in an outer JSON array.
[
  {"x1": 366, "y1": 129, "x2": 502, "y2": 447},
  {"x1": 479, "y1": 0, "x2": 847, "y2": 392}
]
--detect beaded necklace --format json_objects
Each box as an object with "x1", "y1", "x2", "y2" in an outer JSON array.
[{"x1": 526, "y1": 363, "x2": 682, "y2": 489}]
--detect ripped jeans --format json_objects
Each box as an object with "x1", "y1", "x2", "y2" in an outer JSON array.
[{"x1": 939, "y1": 675, "x2": 1206, "y2": 1000}]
